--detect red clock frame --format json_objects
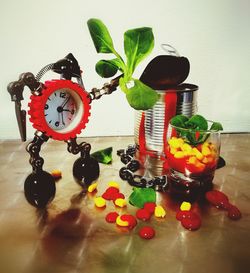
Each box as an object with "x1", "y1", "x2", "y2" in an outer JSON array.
[{"x1": 28, "y1": 79, "x2": 91, "y2": 141}]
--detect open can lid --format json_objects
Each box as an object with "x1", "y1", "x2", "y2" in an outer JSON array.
[{"x1": 140, "y1": 55, "x2": 191, "y2": 90}]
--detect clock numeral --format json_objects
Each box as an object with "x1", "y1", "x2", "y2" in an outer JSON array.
[
  {"x1": 55, "y1": 121, "x2": 59, "y2": 127},
  {"x1": 60, "y1": 92, "x2": 66, "y2": 98},
  {"x1": 45, "y1": 104, "x2": 49, "y2": 110}
]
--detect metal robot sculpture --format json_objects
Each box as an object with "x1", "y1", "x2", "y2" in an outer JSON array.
[{"x1": 7, "y1": 53, "x2": 119, "y2": 208}]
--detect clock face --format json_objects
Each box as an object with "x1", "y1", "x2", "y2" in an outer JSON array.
[
  {"x1": 29, "y1": 79, "x2": 90, "y2": 141},
  {"x1": 44, "y1": 88, "x2": 77, "y2": 131}
]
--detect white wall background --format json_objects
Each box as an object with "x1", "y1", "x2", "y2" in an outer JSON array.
[{"x1": 1, "y1": 0, "x2": 250, "y2": 139}]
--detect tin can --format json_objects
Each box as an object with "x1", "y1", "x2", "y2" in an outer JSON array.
[{"x1": 134, "y1": 83, "x2": 198, "y2": 176}]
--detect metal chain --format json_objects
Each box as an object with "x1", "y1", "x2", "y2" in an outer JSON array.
[
  {"x1": 66, "y1": 138, "x2": 91, "y2": 158},
  {"x1": 88, "y1": 76, "x2": 121, "y2": 102},
  {"x1": 117, "y1": 145, "x2": 169, "y2": 191},
  {"x1": 26, "y1": 131, "x2": 49, "y2": 173}
]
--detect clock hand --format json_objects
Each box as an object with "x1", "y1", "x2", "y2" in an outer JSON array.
[
  {"x1": 61, "y1": 96, "x2": 70, "y2": 109},
  {"x1": 61, "y1": 112, "x2": 65, "y2": 126},
  {"x1": 62, "y1": 109, "x2": 73, "y2": 112}
]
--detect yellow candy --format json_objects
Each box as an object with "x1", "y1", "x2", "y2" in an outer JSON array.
[
  {"x1": 116, "y1": 215, "x2": 129, "y2": 227},
  {"x1": 94, "y1": 197, "x2": 106, "y2": 208},
  {"x1": 181, "y1": 143, "x2": 192, "y2": 152},
  {"x1": 154, "y1": 205, "x2": 166, "y2": 218},
  {"x1": 114, "y1": 198, "x2": 127, "y2": 207},
  {"x1": 180, "y1": 201, "x2": 191, "y2": 211},
  {"x1": 192, "y1": 147, "x2": 204, "y2": 160},
  {"x1": 187, "y1": 156, "x2": 197, "y2": 165},
  {"x1": 170, "y1": 147, "x2": 178, "y2": 155},
  {"x1": 108, "y1": 181, "x2": 120, "y2": 189},
  {"x1": 202, "y1": 157, "x2": 209, "y2": 164},
  {"x1": 202, "y1": 142, "x2": 210, "y2": 147},
  {"x1": 51, "y1": 169, "x2": 62, "y2": 179},
  {"x1": 174, "y1": 151, "x2": 185, "y2": 159},
  {"x1": 88, "y1": 182, "x2": 98, "y2": 193},
  {"x1": 168, "y1": 137, "x2": 184, "y2": 149},
  {"x1": 201, "y1": 145, "x2": 211, "y2": 156}
]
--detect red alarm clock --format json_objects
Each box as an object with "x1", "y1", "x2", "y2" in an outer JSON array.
[{"x1": 28, "y1": 79, "x2": 91, "y2": 141}]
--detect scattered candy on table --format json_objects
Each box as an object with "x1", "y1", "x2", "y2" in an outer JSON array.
[
  {"x1": 205, "y1": 190, "x2": 241, "y2": 220},
  {"x1": 51, "y1": 169, "x2": 62, "y2": 179},
  {"x1": 108, "y1": 181, "x2": 120, "y2": 189},
  {"x1": 154, "y1": 205, "x2": 166, "y2": 218},
  {"x1": 88, "y1": 182, "x2": 98, "y2": 193},
  {"x1": 180, "y1": 201, "x2": 191, "y2": 211},
  {"x1": 120, "y1": 214, "x2": 137, "y2": 229},
  {"x1": 116, "y1": 215, "x2": 129, "y2": 227},
  {"x1": 181, "y1": 213, "x2": 201, "y2": 231},
  {"x1": 102, "y1": 187, "x2": 120, "y2": 200},
  {"x1": 143, "y1": 202, "x2": 156, "y2": 214},
  {"x1": 139, "y1": 226, "x2": 155, "y2": 239},
  {"x1": 136, "y1": 208, "x2": 151, "y2": 221},
  {"x1": 94, "y1": 196, "x2": 106, "y2": 208},
  {"x1": 105, "y1": 212, "x2": 119, "y2": 223},
  {"x1": 176, "y1": 210, "x2": 194, "y2": 221},
  {"x1": 114, "y1": 198, "x2": 127, "y2": 207},
  {"x1": 90, "y1": 181, "x2": 240, "y2": 238},
  {"x1": 114, "y1": 192, "x2": 125, "y2": 199},
  {"x1": 176, "y1": 210, "x2": 202, "y2": 231}
]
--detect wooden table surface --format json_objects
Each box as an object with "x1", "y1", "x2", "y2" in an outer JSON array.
[{"x1": 0, "y1": 134, "x2": 249, "y2": 273}]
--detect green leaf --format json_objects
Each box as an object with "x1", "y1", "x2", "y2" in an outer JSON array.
[
  {"x1": 95, "y1": 58, "x2": 123, "y2": 78},
  {"x1": 91, "y1": 147, "x2": 113, "y2": 164},
  {"x1": 170, "y1": 115, "x2": 189, "y2": 128},
  {"x1": 124, "y1": 27, "x2": 154, "y2": 77},
  {"x1": 87, "y1": 18, "x2": 116, "y2": 54},
  {"x1": 185, "y1": 115, "x2": 208, "y2": 130},
  {"x1": 129, "y1": 187, "x2": 156, "y2": 208},
  {"x1": 126, "y1": 79, "x2": 158, "y2": 110},
  {"x1": 210, "y1": 122, "x2": 223, "y2": 131},
  {"x1": 119, "y1": 77, "x2": 129, "y2": 93}
]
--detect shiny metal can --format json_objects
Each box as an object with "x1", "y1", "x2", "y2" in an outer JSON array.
[{"x1": 134, "y1": 83, "x2": 198, "y2": 176}]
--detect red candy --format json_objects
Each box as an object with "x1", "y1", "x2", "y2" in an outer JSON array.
[
  {"x1": 181, "y1": 214, "x2": 201, "y2": 231},
  {"x1": 139, "y1": 226, "x2": 155, "y2": 239},
  {"x1": 227, "y1": 205, "x2": 242, "y2": 220},
  {"x1": 121, "y1": 214, "x2": 137, "y2": 229},
  {"x1": 176, "y1": 210, "x2": 195, "y2": 221},
  {"x1": 205, "y1": 190, "x2": 229, "y2": 208},
  {"x1": 105, "y1": 212, "x2": 119, "y2": 223},
  {"x1": 102, "y1": 187, "x2": 120, "y2": 200},
  {"x1": 176, "y1": 210, "x2": 202, "y2": 231},
  {"x1": 136, "y1": 208, "x2": 151, "y2": 221},
  {"x1": 206, "y1": 190, "x2": 242, "y2": 221},
  {"x1": 114, "y1": 192, "x2": 125, "y2": 200},
  {"x1": 143, "y1": 202, "x2": 156, "y2": 214}
]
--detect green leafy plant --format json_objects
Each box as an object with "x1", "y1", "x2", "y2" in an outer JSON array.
[
  {"x1": 87, "y1": 18, "x2": 159, "y2": 110},
  {"x1": 170, "y1": 114, "x2": 223, "y2": 145}
]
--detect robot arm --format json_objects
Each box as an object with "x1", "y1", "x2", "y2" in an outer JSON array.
[
  {"x1": 7, "y1": 72, "x2": 43, "y2": 141},
  {"x1": 7, "y1": 53, "x2": 121, "y2": 142}
]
